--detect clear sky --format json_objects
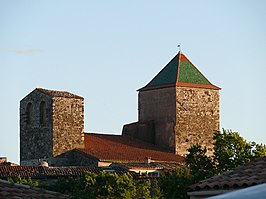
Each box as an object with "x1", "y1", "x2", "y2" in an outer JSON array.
[{"x1": 0, "y1": 1, "x2": 265, "y2": 164}]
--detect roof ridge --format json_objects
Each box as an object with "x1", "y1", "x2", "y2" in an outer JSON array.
[
  {"x1": 176, "y1": 51, "x2": 181, "y2": 83},
  {"x1": 36, "y1": 88, "x2": 84, "y2": 99}
]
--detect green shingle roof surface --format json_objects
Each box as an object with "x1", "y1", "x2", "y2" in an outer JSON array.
[
  {"x1": 143, "y1": 52, "x2": 213, "y2": 88},
  {"x1": 147, "y1": 55, "x2": 179, "y2": 86},
  {"x1": 178, "y1": 62, "x2": 210, "y2": 84}
]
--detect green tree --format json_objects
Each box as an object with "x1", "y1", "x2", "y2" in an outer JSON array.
[
  {"x1": 94, "y1": 172, "x2": 136, "y2": 198},
  {"x1": 214, "y1": 129, "x2": 266, "y2": 173},
  {"x1": 185, "y1": 144, "x2": 215, "y2": 181},
  {"x1": 135, "y1": 180, "x2": 152, "y2": 199},
  {"x1": 150, "y1": 179, "x2": 162, "y2": 199},
  {"x1": 159, "y1": 167, "x2": 193, "y2": 199},
  {"x1": 8, "y1": 176, "x2": 39, "y2": 187},
  {"x1": 43, "y1": 176, "x2": 91, "y2": 199},
  {"x1": 159, "y1": 129, "x2": 266, "y2": 199},
  {"x1": 185, "y1": 130, "x2": 266, "y2": 176},
  {"x1": 252, "y1": 142, "x2": 266, "y2": 158},
  {"x1": 83, "y1": 172, "x2": 97, "y2": 198},
  {"x1": 44, "y1": 171, "x2": 159, "y2": 199}
]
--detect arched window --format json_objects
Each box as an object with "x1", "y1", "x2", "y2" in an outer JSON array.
[
  {"x1": 40, "y1": 101, "x2": 46, "y2": 126},
  {"x1": 26, "y1": 103, "x2": 33, "y2": 126}
]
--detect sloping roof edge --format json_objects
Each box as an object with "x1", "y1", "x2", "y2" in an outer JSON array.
[
  {"x1": 138, "y1": 82, "x2": 220, "y2": 91},
  {"x1": 187, "y1": 156, "x2": 266, "y2": 192},
  {"x1": 36, "y1": 88, "x2": 83, "y2": 99},
  {"x1": 139, "y1": 51, "x2": 221, "y2": 91}
]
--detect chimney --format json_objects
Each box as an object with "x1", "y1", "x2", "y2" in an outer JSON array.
[
  {"x1": 39, "y1": 160, "x2": 49, "y2": 167},
  {"x1": 0, "y1": 157, "x2": 7, "y2": 164},
  {"x1": 145, "y1": 157, "x2": 152, "y2": 165}
]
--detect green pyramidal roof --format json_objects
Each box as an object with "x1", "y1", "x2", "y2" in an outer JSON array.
[
  {"x1": 147, "y1": 54, "x2": 179, "y2": 86},
  {"x1": 139, "y1": 52, "x2": 220, "y2": 91}
]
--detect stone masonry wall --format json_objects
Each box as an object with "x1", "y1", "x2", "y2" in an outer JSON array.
[
  {"x1": 52, "y1": 97, "x2": 84, "y2": 157},
  {"x1": 122, "y1": 121, "x2": 155, "y2": 144},
  {"x1": 175, "y1": 87, "x2": 220, "y2": 156},
  {"x1": 21, "y1": 150, "x2": 98, "y2": 167},
  {"x1": 20, "y1": 91, "x2": 53, "y2": 161},
  {"x1": 138, "y1": 87, "x2": 176, "y2": 152}
]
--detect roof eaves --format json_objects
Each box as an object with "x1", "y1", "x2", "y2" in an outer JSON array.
[
  {"x1": 137, "y1": 83, "x2": 176, "y2": 92},
  {"x1": 176, "y1": 82, "x2": 221, "y2": 90}
]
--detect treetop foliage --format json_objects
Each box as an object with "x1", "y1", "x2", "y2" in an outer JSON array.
[
  {"x1": 8, "y1": 176, "x2": 39, "y2": 187},
  {"x1": 160, "y1": 129, "x2": 266, "y2": 199},
  {"x1": 184, "y1": 129, "x2": 266, "y2": 176},
  {"x1": 45, "y1": 171, "x2": 161, "y2": 199},
  {"x1": 11, "y1": 129, "x2": 266, "y2": 199},
  {"x1": 213, "y1": 129, "x2": 266, "y2": 173}
]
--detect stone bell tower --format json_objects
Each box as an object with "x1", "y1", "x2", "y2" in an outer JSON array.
[
  {"x1": 20, "y1": 88, "x2": 84, "y2": 165},
  {"x1": 123, "y1": 51, "x2": 220, "y2": 156}
]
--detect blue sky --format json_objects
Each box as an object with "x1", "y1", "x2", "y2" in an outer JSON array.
[{"x1": 0, "y1": 1, "x2": 265, "y2": 163}]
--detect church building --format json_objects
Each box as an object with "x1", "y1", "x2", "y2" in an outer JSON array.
[
  {"x1": 20, "y1": 51, "x2": 220, "y2": 168},
  {"x1": 123, "y1": 51, "x2": 220, "y2": 155}
]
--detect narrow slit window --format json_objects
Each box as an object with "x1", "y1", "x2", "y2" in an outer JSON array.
[
  {"x1": 26, "y1": 103, "x2": 33, "y2": 126},
  {"x1": 40, "y1": 101, "x2": 46, "y2": 126}
]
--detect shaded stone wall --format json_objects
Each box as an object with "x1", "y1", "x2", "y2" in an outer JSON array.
[
  {"x1": 175, "y1": 87, "x2": 220, "y2": 156},
  {"x1": 138, "y1": 87, "x2": 176, "y2": 152},
  {"x1": 53, "y1": 150, "x2": 98, "y2": 167},
  {"x1": 122, "y1": 121, "x2": 155, "y2": 144},
  {"x1": 21, "y1": 150, "x2": 98, "y2": 167},
  {"x1": 20, "y1": 89, "x2": 85, "y2": 164},
  {"x1": 52, "y1": 97, "x2": 84, "y2": 157},
  {"x1": 20, "y1": 91, "x2": 53, "y2": 161}
]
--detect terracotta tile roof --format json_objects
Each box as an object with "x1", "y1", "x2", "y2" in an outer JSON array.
[
  {"x1": 155, "y1": 162, "x2": 182, "y2": 171},
  {"x1": 188, "y1": 156, "x2": 266, "y2": 192},
  {"x1": 0, "y1": 166, "x2": 137, "y2": 180},
  {"x1": 138, "y1": 51, "x2": 220, "y2": 91},
  {"x1": 176, "y1": 82, "x2": 220, "y2": 90},
  {"x1": 36, "y1": 88, "x2": 83, "y2": 99},
  {"x1": 79, "y1": 133, "x2": 184, "y2": 163},
  {"x1": 112, "y1": 162, "x2": 164, "y2": 170},
  {"x1": 0, "y1": 166, "x2": 101, "y2": 179},
  {"x1": 112, "y1": 162, "x2": 181, "y2": 171},
  {"x1": 0, "y1": 162, "x2": 19, "y2": 167},
  {"x1": 0, "y1": 179, "x2": 68, "y2": 199}
]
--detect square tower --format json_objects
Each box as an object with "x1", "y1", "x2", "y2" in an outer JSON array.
[
  {"x1": 123, "y1": 52, "x2": 220, "y2": 156},
  {"x1": 20, "y1": 88, "x2": 84, "y2": 164}
]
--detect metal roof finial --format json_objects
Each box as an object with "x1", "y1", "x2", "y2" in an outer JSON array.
[{"x1": 177, "y1": 44, "x2": 181, "y2": 52}]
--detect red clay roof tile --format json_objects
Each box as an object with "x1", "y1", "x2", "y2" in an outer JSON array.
[
  {"x1": 112, "y1": 162, "x2": 182, "y2": 171},
  {"x1": 80, "y1": 133, "x2": 184, "y2": 163},
  {"x1": 0, "y1": 179, "x2": 68, "y2": 199},
  {"x1": 0, "y1": 166, "x2": 101, "y2": 178},
  {"x1": 0, "y1": 165, "x2": 138, "y2": 181},
  {"x1": 188, "y1": 156, "x2": 266, "y2": 192}
]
